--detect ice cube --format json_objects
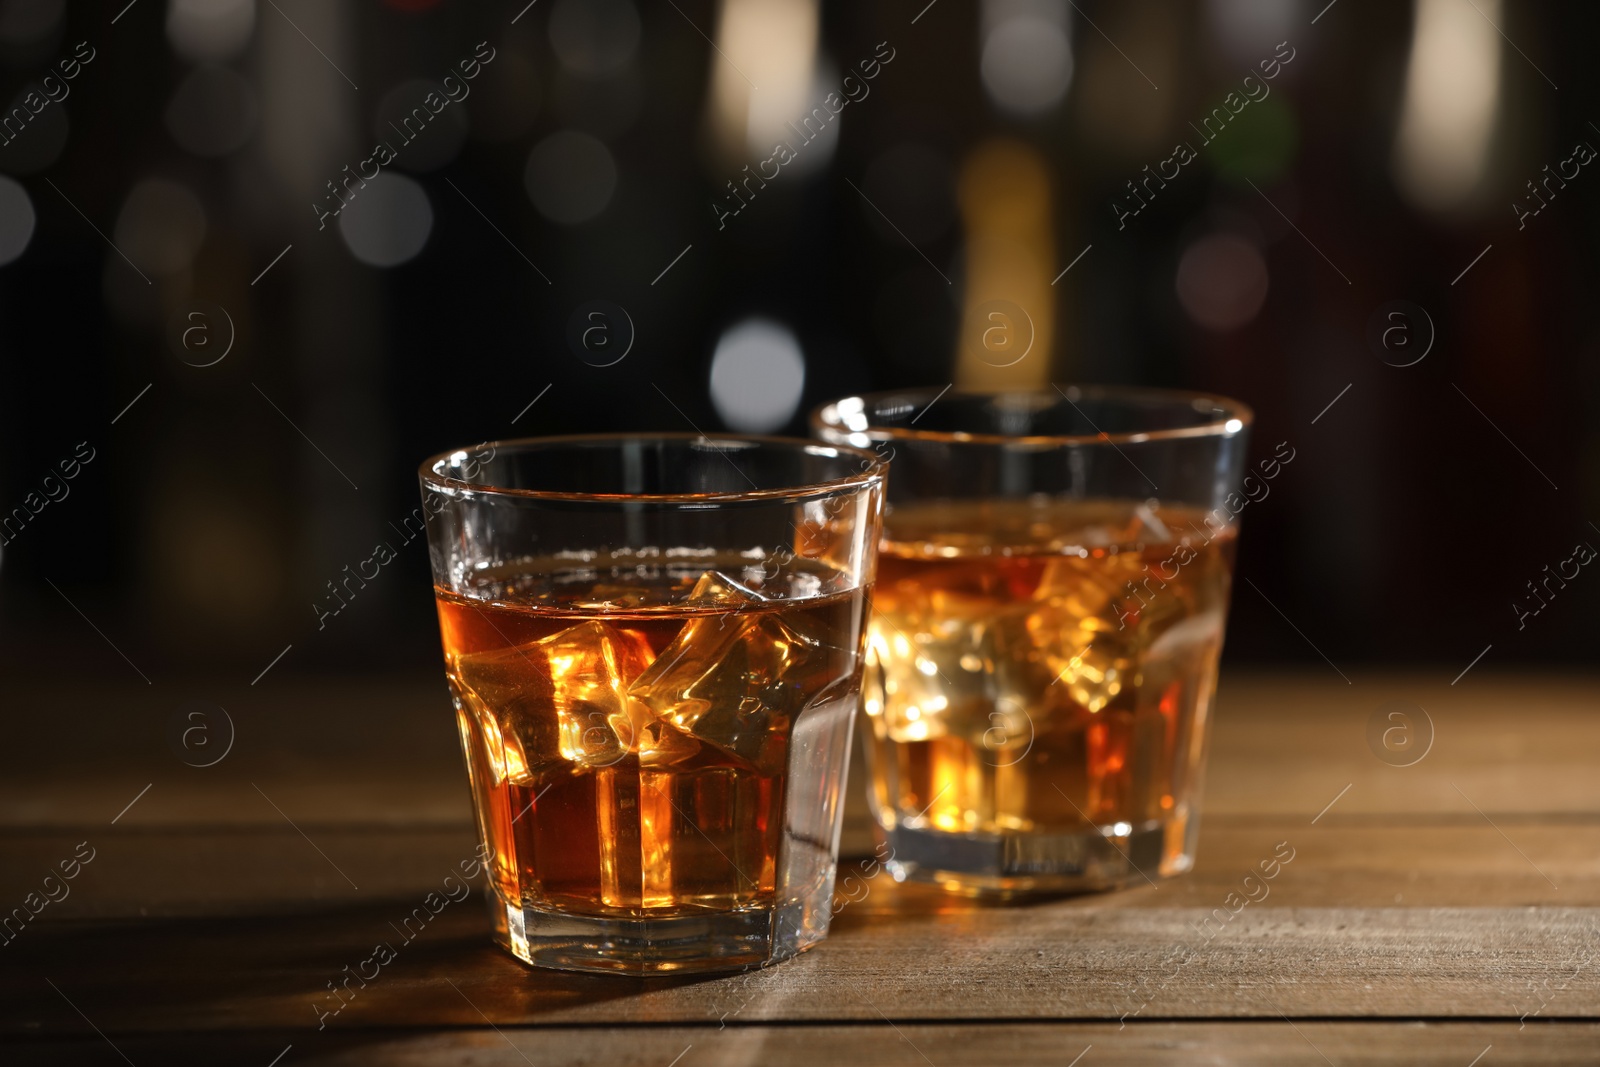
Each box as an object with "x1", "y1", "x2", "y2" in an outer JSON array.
[
  {"x1": 1133, "y1": 502, "x2": 1173, "y2": 543},
  {"x1": 541, "y1": 620, "x2": 657, "y2": 765},
  {"x1": 1024, "y1": 555, "x2": 1147, "y2": 713},
  {"x1": 448, "y1": 647, "x2": 551, "y2": 786},
  {"x1": 628, "y1": 571, "x2": 839, "y2": 774},
  {"x1": 873, "y1": 613, "x2": 1006, "y2": 744},
  {"x1": 1033, "y1": 554, "x2": 1142, "y2": 624},
  {"x1": 448, "y1": 676, "x2": 528, "y2": 786},
  {"x1": 450, "y1": 620, "x2": 656, "y2": 776}
]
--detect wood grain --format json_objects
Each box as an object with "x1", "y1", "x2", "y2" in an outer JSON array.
[
  {"x1": 0, "y1": 671, "x2": 1595, "y2": 1061},
  {"x1": 1, "y1": 816, "x2": 1594, "y2": 919},
  {"x1": 7, "y1": 1023, "x2": 1600, "y2": 1066},
  {"x1": 3, "y1": 892, "x2": 1595, "y2": 1031}
]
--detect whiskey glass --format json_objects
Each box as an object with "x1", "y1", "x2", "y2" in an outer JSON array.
[
  {"x1": 420, "y1": 434, "x2": 885, "y2": 974},
  {"x1": 814, "y1": 387, "x2": 1251, "y2": 894}
]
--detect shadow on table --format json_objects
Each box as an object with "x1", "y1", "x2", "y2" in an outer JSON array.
[
  {"x1": 2, "y1": 874, "x2": 1164, "y2": 1057},
  {"x1": 0, "y1": 898, "x2": 729, "y2": 1037}
]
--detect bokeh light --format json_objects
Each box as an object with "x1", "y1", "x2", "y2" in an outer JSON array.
[
  {"x1": 548, "y1": 0, "x2": 641, "y2": 78},
  {"x1": 1206, "y1": 94, "x2": 1299, "y2": 184},
  {"x1": 0, "y1": 174, "x2": 35, "y2": 266},
  {"x1": 1175, "y1": 232, "x2": 1269, "y2": 332},
  {"x1": 165, "y1": 66, "x2": 259, "y2": 157},
  {"x1": 1205, "y1": 0, "x2": 1301, "y2": 65},
  {"x1": 338, "y1": 173, "x2": 433, "y2": 268},
  {"x1": 115, "y1": 178, "x2": 207, "y2": 277},
  {"x1": 980, "y1": 1, "x2": 1072, "y2": 116},
  {"x1": 706, "y1": 0, "x2": 820, "y2": 164},
  {"x1": 524, "y1": 130, "x2": 617, "y2": 225},
  {"x1": 166, "y1": 0, "x2": 256, "y2": 65},
  {"x1": 0, "y1": 87, "x2": 68, "y2": 174},
  {"x1": 1393, "y1": 0, "x2": 1502, "y2": 213},
  {"x1": 955, "y1": 139, "x2": 1054, "y2": 388},
  {"x1": 0, "y1": 0, "x2": 63, "y2": 47},
  {"x1": 708, "y1": 318, "x2": 807, "y2": 433}
]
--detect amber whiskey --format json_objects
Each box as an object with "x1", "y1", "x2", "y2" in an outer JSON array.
[
  {"x1": 864, "y1": 498, "x2": 1235, "y2": 886},
  {"x1": 436, "y1": 559, "x2": 866, "y2": 921}
]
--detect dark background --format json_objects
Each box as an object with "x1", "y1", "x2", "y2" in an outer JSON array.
[{"x1": 0, "y1": 0, "x2": 1594, "y2": 687}]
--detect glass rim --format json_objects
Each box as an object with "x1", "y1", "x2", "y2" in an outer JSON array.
[
  {"x1": 812, "y1": 384, "x2": 1254, "y2": 447},
  {"x1": 418, "y1": 432, "x2": 888, "y2": 504}
]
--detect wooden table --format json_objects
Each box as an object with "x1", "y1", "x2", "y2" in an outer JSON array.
[{"x1": 3, "y1": 672, "x2": 1597, "y2": 1064}]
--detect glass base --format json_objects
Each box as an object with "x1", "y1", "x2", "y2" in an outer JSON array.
[
  {"x1": 489, "y1": 895, "x2": 809, "y2": 976},
  {"x1": 880, "y1": 818, "x2": 1185, "y2": 896}
]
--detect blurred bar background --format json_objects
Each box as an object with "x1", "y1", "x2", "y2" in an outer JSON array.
[{"x1": 0, "y1": 0, "x2": 1594, "y2": 681}]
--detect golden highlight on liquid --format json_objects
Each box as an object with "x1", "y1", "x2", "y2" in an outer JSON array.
[{"x1": 865, "y1": 499, "x2": 1235, "y2": 852}]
